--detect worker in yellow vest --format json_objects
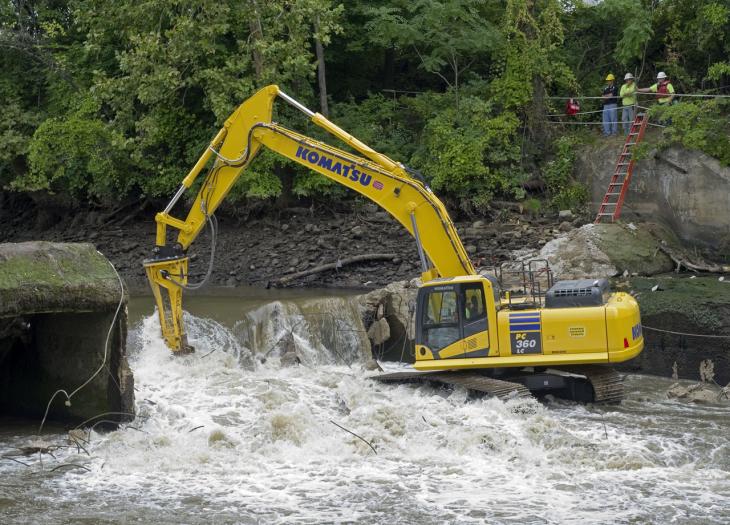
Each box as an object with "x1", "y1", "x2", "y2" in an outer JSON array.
[{"x1": 620, "y1": 73, "x2": 637, "y2": 135}]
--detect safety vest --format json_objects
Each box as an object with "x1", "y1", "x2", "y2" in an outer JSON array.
[
  {"x1": 565, "y1": 98, "x2": 580, "y2": 116},
  {"x1": 657, "y1": 81, "x2": 670, "y2": 99},
  {"x1": 656, "y1": 80, "x2": 674, "y2": 104}
]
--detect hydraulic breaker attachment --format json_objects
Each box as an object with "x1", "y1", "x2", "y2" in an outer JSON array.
[{"x1": 143, "y1": 253, "x2": 193, "y2": 353}]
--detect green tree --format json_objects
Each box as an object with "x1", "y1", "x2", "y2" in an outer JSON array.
[
  {"x1": 365, "y1": 0, "x2": 501, "y2": 109},
  {"x1": 490, "y1": 0, "x2": 575, "y2": 146},
  {"x1": 410, "y1": 92, "x2": 524, "y2": 211},
  {"x1": 70, "y1": 0, "x2": 343, "y2": 202},
  {"x1": 18, "y1": 98, "x2": 135, "y2": 203}
]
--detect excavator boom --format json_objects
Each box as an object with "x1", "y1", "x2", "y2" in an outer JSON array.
[{"x1": 144, "y1": 85, "x2": 474, "y2": 352}]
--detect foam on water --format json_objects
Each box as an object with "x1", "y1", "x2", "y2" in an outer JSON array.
[{"x1": 2, "y1": 307, "x2": 730, "y2": 524}]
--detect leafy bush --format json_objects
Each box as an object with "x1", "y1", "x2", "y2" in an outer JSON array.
[
  {"x1": 650, "y1": 100, "x2": 730, "y2": 165},
  {"x1": 522, "y1": 197, "x2": 542, "y2": 216},
  {"x1": 0, "y1": 99, "x2": 40, "y2": 187},
  {"x1": 17, "y1": 103, "x2": 136, "y2": 204},
  {"x1": 542, "y1": 135, "x2": 589, "y2": 211},
  {"x1": 410, "y1": 94, "x2": 525, "y2": 207},
  {"x1": 329, "y1": 94, "x2": 418, "y2": 162}
]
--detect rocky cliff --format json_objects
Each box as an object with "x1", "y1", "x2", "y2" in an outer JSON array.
[{"x1": 576, "y1": 138, "x2": 730, "y2": 257}]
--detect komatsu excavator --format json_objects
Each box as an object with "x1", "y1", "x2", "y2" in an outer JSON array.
[{"x1": 144, "y1": 85, "x2": 643, "y2": 403}]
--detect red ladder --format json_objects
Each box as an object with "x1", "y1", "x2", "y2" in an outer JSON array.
[{"x1": 594, "y1": 112, "x2": 648, "y2": 223}]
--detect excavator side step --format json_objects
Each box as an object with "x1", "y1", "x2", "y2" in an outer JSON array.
[{"x1": 370, "y1": 365, "x2": 624, "y2": 404}]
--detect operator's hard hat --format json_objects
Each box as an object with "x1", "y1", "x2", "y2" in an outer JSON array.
[
  {"x1": 624, "y1": 73, "x2": 634, "y2": 80},
  {"x1": 657, "y1": 71, "x2": 667, "y2": 79},
  {"x1": 606, "y1": 73, "x2": 615, "y2": 81}
]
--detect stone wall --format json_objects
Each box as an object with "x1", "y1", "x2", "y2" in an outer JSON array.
[
  {"x1": 615, "y1": 276, "x2": 730, "y2": 385},
  {"x1": 576, "y1": 140, "x2": 730, "y2": 256}
]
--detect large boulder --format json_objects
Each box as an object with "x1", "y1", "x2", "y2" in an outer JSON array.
[
  {"x1": 0, "y1": 242, "x2": 134, "y2": 425},
  {"x1": 529, "y1": 223, "x2": 674, "y2": 279}
]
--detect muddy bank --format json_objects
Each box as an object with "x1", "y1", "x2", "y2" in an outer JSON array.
[
  {"x1": 0, "y1": 197, "x2": 580, "y2": 291},
  {"x1": 615, "y1": 276, "x2": 730, "y2": 385}
]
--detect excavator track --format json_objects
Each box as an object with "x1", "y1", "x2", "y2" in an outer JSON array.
[
  {"x1": 371, "y1": 371, "x2": 532, "y2": 401},
  {"x1": 551, "y1": 365, "x2": 625, "y2": 404},
  {"x1": 371, "y1": 365, "x2": 624, "y2": 404}
]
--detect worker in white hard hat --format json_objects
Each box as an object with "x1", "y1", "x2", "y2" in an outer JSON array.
[
  {"x1": 601, "y1": 73, "x2": 619, "y2": 136},
  {"x1": 620, "y1": 73, "x2": 637, "y2": 135},
  {"x1": 638, "y1": 71, "x2": 675, "y2": 105}
]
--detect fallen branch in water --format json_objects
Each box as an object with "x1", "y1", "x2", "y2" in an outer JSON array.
[
  {"x1": 2, "y1": 455, "x2": 30, "y2": 467},
  {"x1": 69, "y1": 437, "x2": 90, "y2": 456},
  {"x1": 330, "y1": 420, "x2": 377, "y2": 455},
  {"x1": 74, "y1": 411, "x2": 139, "y2": 430},
  {"x1": 274, "y1": 253, "x2": 396, "y2": 285},
  {"x1": 50, "y1": 463, "x2": 91, "y2": 473}
]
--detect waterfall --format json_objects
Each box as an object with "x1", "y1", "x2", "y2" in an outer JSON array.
[{"x1": 233, "y1": 295, "x2": 371, "y2": 366}]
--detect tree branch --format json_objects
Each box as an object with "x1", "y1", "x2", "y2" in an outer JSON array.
[
  {"x1": 274, "y1": 253, "x2": 396, "y2": 285},
  {"x1": 413, "y1": 45, "x2": 452, "y2": 88}
]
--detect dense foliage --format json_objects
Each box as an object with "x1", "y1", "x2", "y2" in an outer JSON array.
[{"x1": 1, "y1": 0, "x2": 728, "y2": 211}]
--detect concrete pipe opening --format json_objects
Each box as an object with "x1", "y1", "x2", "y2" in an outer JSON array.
[{"x1": 0, "y1": 242, "x2": 134, "y2": 426}]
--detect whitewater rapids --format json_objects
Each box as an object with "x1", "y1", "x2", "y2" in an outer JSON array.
[{"x1": 1, "y1": 299, "x2": 729, "y2": 524}]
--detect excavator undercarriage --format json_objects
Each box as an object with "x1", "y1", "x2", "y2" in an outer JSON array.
[{"x1": 372, "y1": 365, "x2": 624, "y2": 404}]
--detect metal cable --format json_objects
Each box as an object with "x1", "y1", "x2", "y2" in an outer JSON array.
[
  {"x1": 546, "y1": 92, "x2": 730, "y2": 100},
  {"x1": 38, "y1": 257, "x2": 126, "y2": 435},
  {"x1": 545, "y1": 120, "x2": 666, "y2": 128},
  {"x1": 545, "y1": 105, "x2": 652, "y2": 118},
  {"x1": 641, "y1": 325, "x2": 730, "y2": 339}
]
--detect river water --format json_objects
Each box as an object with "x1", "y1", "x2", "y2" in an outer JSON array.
[{"x1": 1, "y1": 290, "x2": 729, "y2": 524}]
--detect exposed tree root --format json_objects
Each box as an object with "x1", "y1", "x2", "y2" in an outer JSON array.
[{"x1": 657, "y1": 243, "x2": 722, "y2": 273}]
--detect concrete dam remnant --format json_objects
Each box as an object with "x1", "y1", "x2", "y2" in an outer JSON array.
[{"x1": 0, "y1": 242, "x2": 134, "y2": 424}]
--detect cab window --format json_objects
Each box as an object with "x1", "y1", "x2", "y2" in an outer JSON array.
[
  {"x1": 422, "y1": 289, "x2": 460, "y2": 351},
  {"x1": 462, "y1": 284, "x2": 488, "y2": 338}
]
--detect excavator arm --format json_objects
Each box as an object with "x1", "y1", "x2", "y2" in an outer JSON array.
[{"x1": 144, "y1": 85, "x2": 475, "y2": 352}]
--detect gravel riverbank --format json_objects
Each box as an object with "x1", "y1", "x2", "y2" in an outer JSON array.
[{"x1": 0, "y1": 198, "x2": 580, "y2": 291}]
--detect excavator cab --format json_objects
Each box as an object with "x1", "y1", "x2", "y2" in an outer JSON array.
[{"x1": 415, "y1": 276, "x2": 500, "y2": 362}]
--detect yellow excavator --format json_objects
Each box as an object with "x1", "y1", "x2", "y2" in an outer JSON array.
[{"x1": 144, "y1": 85, "x2": 643, "y2": 403}]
